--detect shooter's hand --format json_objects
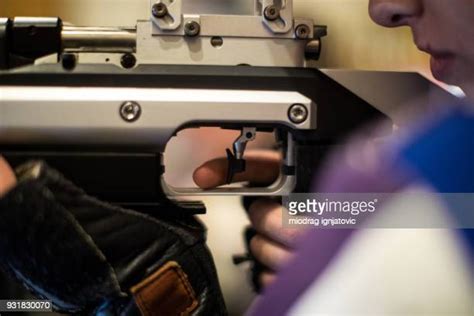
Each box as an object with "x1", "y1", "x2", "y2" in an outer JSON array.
[
  {"x1": 193, "y1": 150, "x2": 305, "y2": 289},
  {"x1": 0, "y1": 156, "x2": 16, "y2": 197}
]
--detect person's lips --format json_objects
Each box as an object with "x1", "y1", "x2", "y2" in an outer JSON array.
[
  {"x1": 430, "y1": 53, "x2": 456, "y2": 80},
  {"x1": 417, "y1": 45, "x2": 456, "y2": 80}
]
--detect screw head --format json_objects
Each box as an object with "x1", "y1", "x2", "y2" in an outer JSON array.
[
  {"x1": 121, "y1": 53, "x2": 136, "y2": 69},
  {"x1": 295, "y1": 24, "x2": 311, "y2": 39},
  {"x1": 120, "y1": 101, "x2": 141, "y2": 122},
  {"x1": 288, "y1": 104, "x2": 308, "y2": 124},
  {"x1": 184, "y1": 21, "x2": 200, "y2": 37},
  {"x1": 264, "y1": 5, "x2": 280, "y2": 21},
  {"x1": 152, "y1": 2, "x2": 168, "y2": 18}
]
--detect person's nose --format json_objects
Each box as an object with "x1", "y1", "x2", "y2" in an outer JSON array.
[{"x1": 368, "y1": 0, "x2": 422, "y2": 27}]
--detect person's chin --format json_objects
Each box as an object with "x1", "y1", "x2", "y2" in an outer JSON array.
[{"x1": 430, "y1": 55, "x2": 474, "y2": 99}]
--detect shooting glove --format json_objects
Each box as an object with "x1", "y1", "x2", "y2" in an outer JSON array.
[{"x1": 0, "y1": 161, "x2": 227, "y2": 316}]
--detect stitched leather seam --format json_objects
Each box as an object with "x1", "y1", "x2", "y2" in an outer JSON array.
[
  {"x1": 131, "y1": 261, "x2": 198, "y2": 316},
  {"x1": 172, "y1": 266, "x2": 198, "y2": 316}
]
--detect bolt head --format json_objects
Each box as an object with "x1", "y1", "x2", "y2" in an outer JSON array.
[
  {"x1": 295, "y1": 24, "x2": 311, "y2": 39},
  {"x1": 288, "y1": 104, "x2": 308, "y2": 124},
  {"x1": 152, "y1": 3, "x2": 168, "y2": 18},
  {"x1": 184, "y1": 21, "x2": 200, "y2": 37},
  {"x1": 264, "y1": 5, "x2": 280, "y2": 21},
  {"x1": 120, "y1": 101, "x2": 141, "y2": 122}
]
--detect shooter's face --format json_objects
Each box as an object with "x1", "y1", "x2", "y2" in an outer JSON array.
[{"x1": 369, "y1": 0, "x2": 474, "y2": 89}]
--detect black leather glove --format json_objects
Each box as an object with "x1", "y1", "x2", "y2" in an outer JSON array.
[{"x1": 0, "y1": 161, "x2": 227, "y2": 316}]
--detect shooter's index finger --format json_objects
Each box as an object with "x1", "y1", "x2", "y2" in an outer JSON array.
[{"x1": 193, "y1": 150, "x2": 282, "y2": 189}]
